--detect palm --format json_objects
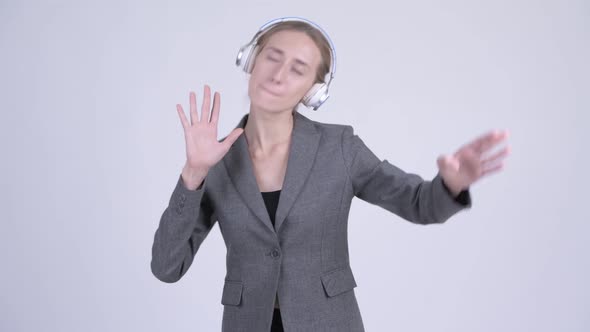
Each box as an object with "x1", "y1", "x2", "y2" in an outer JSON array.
[{"x1": 177, "y1": 85, "x2": 244, "y2": 170}]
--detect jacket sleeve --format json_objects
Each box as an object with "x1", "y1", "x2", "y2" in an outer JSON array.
[
  {"x1": 151, "y1": 174, "x2": 216, "y2": 283},
  {"x1": 341, "y1": 125, "x2": 472, "y2": 225}
]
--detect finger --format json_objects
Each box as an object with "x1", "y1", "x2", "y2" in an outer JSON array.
[
  {"x1": 481, "y1": 145, "x2": 511, "y2": 165},
  {"x1": 470, "y1": 129, "x2": 509, "y2": 154},
  {"x1": 222, "y1": 128, "x2": 244, "y2": 150},
  {"x1": 481, "y1": 162, "x2": 505, "y2": 177},
  {"x1": 201, "y1": 85, "x2": 212, "y2": 123},
  {"x1": 210, "y1": 91, "x2": 221, "y2": 124},
  {"x1": 176, "y1": 104, "x2": 189, "y2": 130},
  {"x1": 190, "y1": 91, "x2": 198, "y2": 125}
]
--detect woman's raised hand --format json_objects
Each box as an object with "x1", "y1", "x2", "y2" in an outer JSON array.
[
  {"x1": 177, "y1": 85, "x2": 244, "y2": 189},
  {"x1": 436, "y1": 129, "x2": 511, "y2": 197}
]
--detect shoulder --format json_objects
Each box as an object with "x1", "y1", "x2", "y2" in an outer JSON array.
[{"x1": 296, "y1": 112, "x2": 354, "y2": 139}]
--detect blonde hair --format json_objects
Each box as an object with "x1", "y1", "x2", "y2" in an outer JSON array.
[{"x1": 254, "y1": 21, "x2": 332, "y2": 84}]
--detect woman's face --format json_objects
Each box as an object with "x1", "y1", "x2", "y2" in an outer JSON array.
[{"x1": 248, "y1": 30, "x2": 322, "y2": 113}]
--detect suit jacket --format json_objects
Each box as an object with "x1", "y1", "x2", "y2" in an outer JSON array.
[{"x1": 151, "y1": 110, "x2": 472, "y2": 332}]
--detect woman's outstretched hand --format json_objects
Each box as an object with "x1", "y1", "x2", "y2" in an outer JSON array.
[
  {"x1": 436, "y1": 130, "x2": 511, "y2": 197},
  {"x1": 177, "y1": 85, "x2": 244, "y2": 189}
]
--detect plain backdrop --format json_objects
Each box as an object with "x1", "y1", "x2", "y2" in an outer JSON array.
[{"x1": 1, "y1": 0, "x2": 588, "y2": 331}]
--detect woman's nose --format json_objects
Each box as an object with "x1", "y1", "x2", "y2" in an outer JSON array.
[{"x1": 271, "y1": 64, "x2": 288, "y2": 83}]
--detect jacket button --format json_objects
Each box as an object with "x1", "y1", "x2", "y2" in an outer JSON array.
[
  {"x1": 271, "y1": 249, "x2": 280, "y2": 258},
  {"x1": 179, "y1": 201, "x2": 185, "y2": 208}
]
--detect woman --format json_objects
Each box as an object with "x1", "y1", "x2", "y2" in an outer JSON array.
[{"x1": 151, "y1": 17, "x2": 510, "y2": 332}]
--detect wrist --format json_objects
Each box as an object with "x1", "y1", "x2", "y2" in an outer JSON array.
[
  {"x1": 181, "y1": 163, "x2": 209, "y2": 190},
  {"x1": 441, "y1": 178, "x2": 462, "y2": 198}
]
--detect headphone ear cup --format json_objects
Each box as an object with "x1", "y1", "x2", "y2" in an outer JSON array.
[
  {"x1": 302, "y1": 83, "x2": 329, "y2": 110},
  {"x1": 236, "y1": 43, "x2": 254, "y2": 73},
  {"x1": 244, "y1": 44, "x2": 260, "y2": 74}
]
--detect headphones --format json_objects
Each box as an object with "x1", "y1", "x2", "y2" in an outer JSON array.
[{"x1": 235, "y1": 17, "x2": 337, "y2": 111}]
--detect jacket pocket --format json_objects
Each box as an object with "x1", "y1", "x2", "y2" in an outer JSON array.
[
  {"x1": 320, "y1": 265, "x2": 357, "y2": 297},
  {"x1": 221, "y1": 280, "x2": 243, "y2": 306}
]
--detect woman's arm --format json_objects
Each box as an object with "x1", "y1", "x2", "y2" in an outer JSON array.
[
  {"x1": 150, "y1": 85, "x2": 241, "y2": 283},
  {"x1": 341, "y1": 125, "x2": 472, "y2": 225},
  {"x1": 150, "y1": 173, "x2": 216, "y2": 283}
]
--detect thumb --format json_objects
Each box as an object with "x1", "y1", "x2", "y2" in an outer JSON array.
[
  {"x1": 222, "y1": 128, "x2": 244, "y2": 149},
  {"x1": 437, "y1": 154, "x2": 458, "y2": 172}
]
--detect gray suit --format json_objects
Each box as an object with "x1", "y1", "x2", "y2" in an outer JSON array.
[{"x1": 151, "y1": 111, "x2": 472, "y2": 331}]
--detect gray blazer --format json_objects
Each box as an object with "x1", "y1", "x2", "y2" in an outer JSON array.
[{"x1": 151, "y1": 111, "x2": 472, "y2": 331}]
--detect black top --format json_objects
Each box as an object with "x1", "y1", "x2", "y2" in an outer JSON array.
[{"x1": 261, "y1": 190, "x2": 281, "y2": 226}]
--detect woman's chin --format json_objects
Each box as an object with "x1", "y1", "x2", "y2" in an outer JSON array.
[{"x1": 251, "y1": 96, "x2": 291, "y2": 112}]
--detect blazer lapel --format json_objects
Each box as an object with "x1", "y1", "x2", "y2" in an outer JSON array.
[
  {"x1": 274, "y1": 112, "x2": 321, "y2": 232},
  {"x1": 223, "y1": 111, "x2": 322, "y2": 235}
]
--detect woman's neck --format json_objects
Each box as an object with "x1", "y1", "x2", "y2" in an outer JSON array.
[{"x1": 244, "y1": 108, "x2": 294, "y2": 157}]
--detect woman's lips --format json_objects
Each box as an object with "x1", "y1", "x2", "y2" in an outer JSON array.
[{"x1": 261, "y1": 86, "x2": 281, "y2": 97}]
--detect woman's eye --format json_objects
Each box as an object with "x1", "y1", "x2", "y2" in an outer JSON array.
[
  {"x1": 292, "y1": 68, "x2": 303, "y2": 75},
  {"x1": 267, "y1": 56, "x2": 279, "y2": 62}
]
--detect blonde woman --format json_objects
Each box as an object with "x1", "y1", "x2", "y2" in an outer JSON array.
[{"x1": 151, "y1": 17, "x2": 510, "y2": 332}]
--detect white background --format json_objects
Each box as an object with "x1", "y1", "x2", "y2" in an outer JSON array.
[{"x1": 1, "y1": 0, "x2": 588, "y2": 331}]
